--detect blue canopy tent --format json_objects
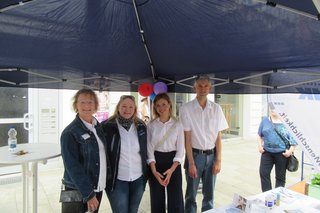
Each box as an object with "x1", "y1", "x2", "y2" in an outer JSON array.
[{"x1": 0, "y1": 0, "x2": 320, "y2": 93}]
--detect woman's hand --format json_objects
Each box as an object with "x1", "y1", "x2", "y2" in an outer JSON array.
[
  {"x1": 282, "y1": 149, "x2": 293, "y2": 158},
  {"x1": 150, "y1": 162, "x2": 165, "y2": 186},
  {"x1": 163, "y1": 168, "x2": 174, "y2": 187},
  {"x1": 258, "y1": 145, "x2": 265, "y2": 154},
  {"x1": 257, "y1": 136, "x2": 265, "y2": 154},
  {"x1": 87, "y1": 195, "x2": 99, "y2": 212},
  {"x1": 152, "y1": 170, "x2": 166, "y2": 186}
]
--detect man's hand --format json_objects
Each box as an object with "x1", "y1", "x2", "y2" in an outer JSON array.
[
  {"x1": 188, "y1": 164, "x2": 198, "y2": 179},
  {"x1": 212, "y1": 160, "x2": 221, "y2": 175}
]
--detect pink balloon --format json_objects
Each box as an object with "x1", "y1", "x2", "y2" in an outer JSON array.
[{"x1": 153, "y1": 82, "x2": 167, "y2": 94}]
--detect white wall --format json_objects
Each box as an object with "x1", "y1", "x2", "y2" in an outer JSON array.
[
  {"x1": 242, "y1": 94, "x2": 263, "y2": 140},
  {"x1": 60, "y1": 90, "x2": 77, "y2": 136},
  {"x1": 29, "y1": 88, "x2": 62, "y2": 144}
]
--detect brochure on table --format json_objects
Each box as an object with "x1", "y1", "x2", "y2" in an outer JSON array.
[{"x1": 221, "y1": 187, "x2": 320, "y2": 213}]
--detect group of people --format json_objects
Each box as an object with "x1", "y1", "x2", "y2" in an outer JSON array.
[
  {"x1": 60, "y1": 74, "x2": 297, "y2": 213},
  {"x1": 60, "y1": 75, "x2": 228, "y2": 213}
]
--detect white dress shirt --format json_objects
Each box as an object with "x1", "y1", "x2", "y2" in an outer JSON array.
[
  {"x1": 179, "y1": 98, "x2": 229, "y2": 150},
  {"x1": 81, "y1": 117, "x2": 107, "y2": 192},
  {"x1": 147, "y1": 117, "x2": 185, "y2": 164},
  {"x1": 117, "y1": 121, "x2": 143, "y2": 182}
]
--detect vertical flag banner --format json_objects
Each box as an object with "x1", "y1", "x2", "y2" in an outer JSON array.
[{"x1": 269, "y1": 93, "x2": 320, "y2": 172}]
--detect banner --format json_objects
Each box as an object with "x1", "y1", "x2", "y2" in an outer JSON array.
[{"x1": 269, "y1": 93, "x2": 320, "y2": 172}]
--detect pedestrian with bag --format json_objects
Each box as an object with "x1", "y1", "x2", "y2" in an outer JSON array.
[
  {"x1": 257, "y1": 105, "x2": 298, "y2": 192},
  {"x1": 147, "y1": 93, "x2": 185, "y2": 213}
]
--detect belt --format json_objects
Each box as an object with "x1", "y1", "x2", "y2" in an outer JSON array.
[{"x1": 192, "y1": 148, "x2": 215, "y2": 155}]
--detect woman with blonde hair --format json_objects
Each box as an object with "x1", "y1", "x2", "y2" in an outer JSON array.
[
  {"x1": 147, "y1": 93, "x2": 185, "y2": 213},
  {"x1": 102, "y1": 95, "x2": 148, "y2": 213}
]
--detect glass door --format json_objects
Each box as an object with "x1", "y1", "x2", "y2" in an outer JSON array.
[
  {"x1": 0, "y1": 87, "x2": 29, "y2": 147},
  {"x1": 0, "y1": 87, "x2": 29, "y2": 176}
]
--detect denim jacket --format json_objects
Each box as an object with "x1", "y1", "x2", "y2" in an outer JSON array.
[
  {"x1": 101, "y1": 116, "x2": 148, "y2": 191},
  {"x1": 60, "y1": 114, "x2": 110, "y2": 202}
]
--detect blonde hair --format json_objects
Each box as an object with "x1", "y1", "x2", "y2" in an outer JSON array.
[
  {"x1": 72, "y1": 89, "x2": 99, "y2": 113},
  {"x1": 110, "y1": 95, "x2": 139, "y2": 125},
  {"x1": 152, "y1": 93, "x2": 174, "y2": 119}
]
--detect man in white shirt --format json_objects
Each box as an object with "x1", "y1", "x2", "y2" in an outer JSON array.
[{"x1": 179, "y1": 75, "x2": 229, "y2": 213}]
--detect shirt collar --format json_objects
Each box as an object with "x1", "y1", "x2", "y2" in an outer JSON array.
[
  {"x1": 80, "y1": 116, "x2": 97, "y2": 131},
  {"x1": 192, "y1": 98, "x2": 213, "y2": 109},
  {"x1": 155, "y1": 117, "x2": 174, "y2": 124}
]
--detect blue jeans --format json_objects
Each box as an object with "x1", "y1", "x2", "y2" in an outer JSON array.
[
  {"x1": 106, "y1": 176, "x2": 146, "y2": 213},
  {"x1": 259, "y1": 151, "x2": 287, "y2": 192},
  {"x1": 184, "y1": 151, "x2": 216, "y2": 213}
]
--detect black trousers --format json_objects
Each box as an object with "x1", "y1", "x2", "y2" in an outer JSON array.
[
  {"x1": 149, "y1": 151, "x2": 184, "y2": 213},
  {"x1": 259, "y1": 151, "x2": 288, "y2": 192},
  {"x1": 61, "y1": 188, "x2": 103, "y2": 213}
]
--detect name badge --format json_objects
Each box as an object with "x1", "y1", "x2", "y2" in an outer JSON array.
[{"x1": 81, "y1": 133, "x2": 90, "y2": 140}]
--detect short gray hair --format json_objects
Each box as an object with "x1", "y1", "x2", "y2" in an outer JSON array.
[{"x1": 194, "y1": 74, "x2": 211, "y2": 85}]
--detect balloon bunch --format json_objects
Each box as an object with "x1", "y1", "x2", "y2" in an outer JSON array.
[{"x1": 138, "y1": 82, "x2": 168, "y2": 100}]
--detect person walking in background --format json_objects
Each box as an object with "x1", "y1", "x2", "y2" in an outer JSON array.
[
  {"x1": 60, "y1": 89, "x2": 109, "y2": 213},
  {"x1": 257, "y1": 106, "x2": 297, "y2": 192},
  {"x1": 179, "y1": 75, "x2": 229, "y2": 213},
  {"x1": 138, "y1": 97, "x2": 150, "y2": 123},
  {"x1": 101, "y1": 95, "x2": 148, "y2": 213},
  {"x1": 147, "y1": 93, "x2": 185, "y2": 213}
]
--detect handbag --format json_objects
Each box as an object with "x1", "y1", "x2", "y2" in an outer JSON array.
[
  {"x1": 287, "y1": 154, "x2": 299, "y2": 172},
  {"x1": 60, "y1": 188, "x2": 84, "y2": 213},
  {"x1": 59, "y1": 184, "x2": 83, "y2": 203},
  {"x1": 59, "y1": 190, "x2": 83, "y2": 203},
  {"x1": 270, "y1": 117, "x2": 299, "y2": 172}
]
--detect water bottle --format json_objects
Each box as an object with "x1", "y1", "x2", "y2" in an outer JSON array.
[
  {"x1": 276, "y1": 192, "x2": 281, "y2": 206},
  {"x1": 264, "y1": 193, "x2": 274, "y2": 211},
  {"x1": 8, "y1": 127, "x2": 17, "y2": 152}
]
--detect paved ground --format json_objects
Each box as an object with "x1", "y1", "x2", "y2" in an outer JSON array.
[{"x1": 0, "y1": 138, "x2": 311, "y2": 212}]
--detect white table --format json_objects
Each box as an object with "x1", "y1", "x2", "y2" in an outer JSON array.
[
  {"x1": 0, "y1": 143, "x2": 61, "y2": 213},
  {"x1": 207, "y1": 187, "x2": 320, "y2": 212}
]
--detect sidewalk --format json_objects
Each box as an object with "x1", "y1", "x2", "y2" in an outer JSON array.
[{"x1": 0, "y1": 138, "x2": 308, "y2": 212}]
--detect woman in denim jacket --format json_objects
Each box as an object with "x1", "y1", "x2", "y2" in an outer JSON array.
[
  {"x1": 60, "y1": 89, "x2": 109, "y2": 213},
  {"x1": 102, "y1": 95, "x2": 148, "y2": 213}
]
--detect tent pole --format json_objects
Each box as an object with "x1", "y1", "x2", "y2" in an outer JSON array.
[{"x1": 132, "y1": 0, "x2": 157, "y2": 80}]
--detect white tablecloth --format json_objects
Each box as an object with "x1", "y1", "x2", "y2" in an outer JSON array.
[{"x1": 206, "y1": 187, "x2": 320, "y2": 213}]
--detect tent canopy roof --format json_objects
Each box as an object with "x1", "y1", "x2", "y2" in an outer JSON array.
[{"x1": 1, "y1": 0, "x2": 320, "y2": 94}]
